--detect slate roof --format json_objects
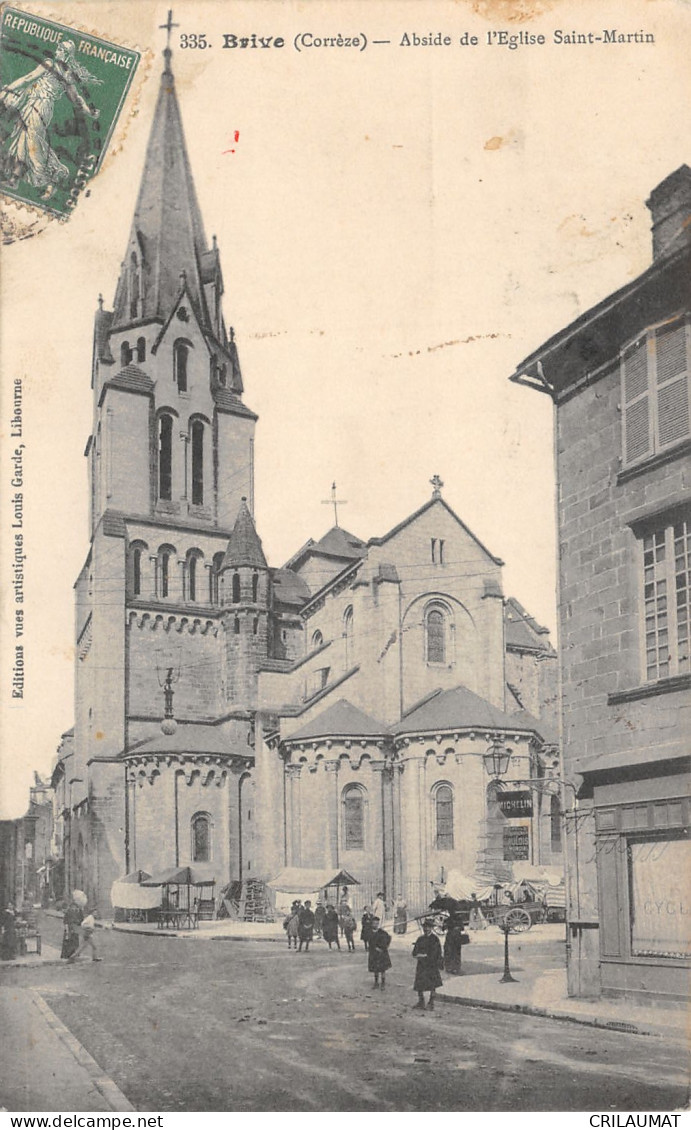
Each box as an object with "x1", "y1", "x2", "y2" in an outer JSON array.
[
  {"x1": 390, "y1": 685, "x2": 544, "y2": 738},
  {"x1": 123, "y1": 723, "x2": 247, "y2": 758},
  {"x1": 504, "y1": 597, "x2": 552, "y2": 653},
  {"x1": 99, "y1": 365, "x2": 154, "y2": 403},
  {"x1": 285, "y1": 526, "x2": 367, "y2": 572},
  {"x1": 212, "y1": 387, "x2": 258, "y2": 420},
  {"x1": 284, "y1": 699, "x2": 388, "y2": 743},
  {"x1": 222, "y1": 499, "x2": 267, "y2": 570},
  {"x1": 112, "y1": 58, "x2": 212, "y2": 331},
  {"x1": 271, "y1": 567, "x2": 311, "y2": 606}
]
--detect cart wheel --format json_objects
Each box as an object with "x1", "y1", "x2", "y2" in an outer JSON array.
[{"x1": 504, "y1": 908, "x2": 532, "y2": 933}]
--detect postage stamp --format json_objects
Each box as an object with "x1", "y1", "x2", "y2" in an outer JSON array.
[{"x1": 0, "y1": 6, "x2": 140, "y2": 217}]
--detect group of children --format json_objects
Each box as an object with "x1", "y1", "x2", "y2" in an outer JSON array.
[{"x1": 282, "y1": 894, "x2": 446, "y2": 1010}]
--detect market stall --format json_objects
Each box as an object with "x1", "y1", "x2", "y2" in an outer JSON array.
[
  {"x1": 142, "y1": 865, "x2": 216, "y2": 928},
  {"x1": 267, "y1": 867, "x2": 359, "y2": 915}
]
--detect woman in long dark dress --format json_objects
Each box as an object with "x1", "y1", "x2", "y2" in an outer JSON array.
[
  {"x1": 61, "y1": 901, "x2": 83, "y2": 959},
  {"x1": 360, "y1": 906, "x2": 374, "y2": 952},
  {"x1": 322, "y1": 904, "x2": 341, "y2": 950},
  {"x1": 0, "y1": 906, "x2": 18, "y2": 961},
  {"x1": 367, "y1": 916, "x2": 392, "y2": 990},
  {"x1": 412, "y1": 920, "x2": 443, "y2": 1009}
]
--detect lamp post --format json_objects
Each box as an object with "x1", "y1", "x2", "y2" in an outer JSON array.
[{"x1": 499, "y1": 921, "x2": 517, "y2": 983}]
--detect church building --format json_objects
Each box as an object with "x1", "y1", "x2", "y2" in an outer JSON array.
[{"x1": 62, "y1": 47, "x2": 560, "y2": 915}]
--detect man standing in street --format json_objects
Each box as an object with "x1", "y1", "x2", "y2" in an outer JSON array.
[{"x1": 367, "y1": 915, "x2": 392, "y2": 990}]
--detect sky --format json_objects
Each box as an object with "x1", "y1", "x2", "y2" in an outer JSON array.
[{"x1": 1, "y1": 0, "x2": 689, "y2": 818}]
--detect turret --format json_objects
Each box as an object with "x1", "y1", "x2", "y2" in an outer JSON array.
[{"x1": 221, "y1": 499, "x2": 270, "y2": 706}]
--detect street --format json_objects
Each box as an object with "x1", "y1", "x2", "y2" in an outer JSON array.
[{"x1": 1, "y1": 914, "x2": 688, "y2": 1113}]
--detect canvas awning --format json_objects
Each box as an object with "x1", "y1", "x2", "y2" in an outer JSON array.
[
  {"x1": 267, "y1": 867, "x2": 359, "y2": 893},
  {"x1": 442, "y1": 871, "x2": 497, "y2": 903},
  {"x1": 511, "y1": 863, "x2": 564, "y2": 886},
  {"x1": 111, "y1": 880, "x2": 161, "y2": 910},
  {"x1": 141, "y1": 865, "x2": 216, "y2": 887}
]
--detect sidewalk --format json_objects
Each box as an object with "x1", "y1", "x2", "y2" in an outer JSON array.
[
  {"x1": 0, "y1": 941, "x2": 62, "y2": 969},
  {"x1": 111, "y1": 918, "x2": 688, "y2": 1042},
  {"x1": 0, "y1": 987, "x2": 133, "y2": 1111}
]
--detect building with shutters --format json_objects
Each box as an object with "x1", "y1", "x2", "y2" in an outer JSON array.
[
  {"x1": 57, "y1": 45, "x2": 560, "y2": 916},
  {"x1": 510, "y1": 166, "x2": 691, "y2": 1002}
]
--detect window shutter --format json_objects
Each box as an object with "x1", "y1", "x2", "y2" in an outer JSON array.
[
  {"x1": 622, "y1": 337, "x2": 652, "y2": 464},
  {"x1": 655, "y1": 320, "x2": 690, "y2": 449}
]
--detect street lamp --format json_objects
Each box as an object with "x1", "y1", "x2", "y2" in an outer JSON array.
[{"x1": 482, "y1": 738, "x2": 512, "y2": 779}]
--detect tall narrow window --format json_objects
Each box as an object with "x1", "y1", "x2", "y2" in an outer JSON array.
[
  {"x1": 439, "y1": 539, "x2": 445, "y2": 564},
  {"x1": 426, "y1": 608, "x2": 446, "y2": 663},
  {"x1": 136, "y1": 336, "x2": 146, "y2": 363},
  {"x1": 431, "y1": 538, "x2": 437, "y2": 563},
  {"x1": 160, "y1": 550, "x2": 171, "y2": 599},
  {"x1": 342, "y1": 785, "x2": 366, "y2": 851},
  {"x1": 132, "y1": 548, "x2": 142, "y2": 596},
  {"x1": 621, "y1": 316, "x2": 690, "y2": 468},
  {"x1": 343, "y1": 606, "x2": 354, "y2": 666},
  {"x1": 120, "y1": 341, "x2": 132, "y2": 367},
  {"x1": 158, "y1": 415, "x2": 173, "y2": 501},
  {"x1": 191, "y1": 420, "x2": 204, "y2": 506},
  {"x1": 232, "y1": 572, "x2": 241, "y2": 603},
  {"x1": 174, "y1": 341, "x2": 189, "y2": 392},
  {"x1": 252, "y1": 573, "x2": 259, "y2": 602},
  {"x1": 188, "y1": 555, "x2": 197, "y2": 602},
  {"x1": 312, "y1": 630, "x2": 323, "y2": 649},
  {"x1": 211, "y1": 551, "x2": 224, "y2": 603},
  {"x1": 191, "y1": 812, "x2": 211, "y2": 862},
  {"x1": 130, "y1": 253, "x2": 140, "y2": 319},
  {"x1": 550, "y1": 794, "x2": 562, "y2": 853},
  {"x1": 435, "y1": 784, "x2": 454, "y2": 850}
]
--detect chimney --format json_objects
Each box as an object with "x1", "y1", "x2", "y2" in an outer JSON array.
[{"x1": 646, "y1": 165, "x2": 691, "y2": 261}]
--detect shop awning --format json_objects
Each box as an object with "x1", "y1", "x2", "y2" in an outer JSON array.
[
  {"x1": 267, "y1": 867, "x2": 359, "y2": 893},
  {"x1": 141, "y1": 865, "x2": 216, "y2": 887}
]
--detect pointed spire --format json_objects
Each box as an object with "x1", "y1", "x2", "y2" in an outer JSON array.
[
  {"x1": 111, "y1": 41, "x2": 211, "y2": 330},
  {"x1": 222, "y1": 498, "x2": 267, "y2": 570}
]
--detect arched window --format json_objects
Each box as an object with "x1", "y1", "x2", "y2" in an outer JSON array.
[
  {"x1": 159, "y1": 547, "x2": 173, "y2": 599},
  {"x1": 136, "y1": 336, "x2": 146, "y2": 363},
  {"x1": 219, "y1": 364, "x2": 227, "y2": 387},
  {"x1": 434, "y1": 783, "x2": 454, "y2": 850},
  {"x1": 120, "y1": 340, "x2": 132, "y2": 367},
  {"x1": 234, "y1": 617, "x2": 240, "y2": 634},
  {"x1": 191, "y1": 420, "x2": 204, "y2": 505},
  {"x1": 158, "y1": 414, "x2": 173, "y2": 501},
  {"x1": 191, "y1": 812, "x2": 212, "y2": 863},
  {"x1": 252, "y1": 573, "x2": 259, "y2": 603},
  {"x1": 210, "y1": 551, "x2": 225, "y2": 603},
  {"x1": 312, "y1": 630, "x2": 323, "y2": 649},
  {"x1": 550, "y1": 794, "x2": 562, "y2": 853},
  {"x1": 343, "y1": 606, "x2": 354, "y2": 666},
  {"x1": 129, "y1": 543, "x2": 147, "y2": 597},
  {"x1": 426, "y1": 608, "x2": 446, "y2": 664},
  {"x1": 188, "y1": 555, "x2": 198, "y2": 602},
  {"x1": 174, "y1": 340, "x2": 189, "y2": 392},
  {"x1": 342, "y1": 784, "x2": 366, "y2": 851},
  {"x1": 232, "y1": 572, "x2": 240, "y2": 603},
  {"x1": 252, "y1": 617, "x2": 259, "y2": 635}
]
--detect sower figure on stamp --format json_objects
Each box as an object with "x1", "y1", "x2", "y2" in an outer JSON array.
[
  {"x1": 412, "y1": 919, "x2": 443, "y2": 1010},
  {"x1": 367, "y1": 916, "x2": 392, "y2": 990}
]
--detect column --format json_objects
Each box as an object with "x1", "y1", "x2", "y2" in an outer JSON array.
[
  {"x1": 324, "y1": 761, "x2": 340, "y2": 869},
  {"x1": 286, "y1": 764, "x2": 302, "y2": 867}
]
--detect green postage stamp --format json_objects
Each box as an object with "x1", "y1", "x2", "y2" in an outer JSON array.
[{"x1": 0, "y1": 6, "x2": 140, "y2": 217}]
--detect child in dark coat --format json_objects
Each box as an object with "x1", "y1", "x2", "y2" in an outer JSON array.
[
  {"x1": 412, "y1": 920, "x2": 443, "y2": 1010},
  {"x1": 360, "y1": 906, "x2": 374, "y2": 951},
  {"x1": 367, "y1": 916, "x2": 392, "y2": 990}
]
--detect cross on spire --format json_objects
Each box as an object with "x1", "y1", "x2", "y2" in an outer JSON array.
[
  {"x1": 322, "y1": 481, "x2": 347, "y2": 528},
  {"x1": 430, "y1": 474, "x2": 444, "y2": 499},
  {"x1": 159, "y1": 9, "x2": 179, "y2": 69}
]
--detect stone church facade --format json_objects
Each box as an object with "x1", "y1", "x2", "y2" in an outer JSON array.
[{"x1": 60, "y1": 49, "x2": 560, "y2": 913}]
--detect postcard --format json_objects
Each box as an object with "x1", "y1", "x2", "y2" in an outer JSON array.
[{"x1": 0, "y1": 0, "x2": 688, "y2": 1116}]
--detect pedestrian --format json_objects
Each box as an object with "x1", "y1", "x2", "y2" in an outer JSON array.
[
  {"x1": 322, "y1": 903, "x2": 340, "y2": 949},
  {"x1": 412, "y1": 919, "x2": 443, "y2": 1010},
  {"x1": 283, "y1": 907, "x2": 300, "y2": 949},
  {"x1": 367, "y1": 916, "x2": 392, "y2": 990},
  {"x1": 393, "y1": 893, "x2": 408, "y2": 935},
  {"x1": 0, "y1": 905, "x2": 18, "y2": 961},
  {"x1": 360, "y1": 905, "x2": 374, "y2": 951},
  {"x1": 372, "y1": 891, "x2": 386, "y2": 929},
  {"x1": 341, "y1": 907, "x2": 357, "y2": 951},
  {"x1": 443, "y1": 913, "x2": 469, "y2": 975},
  {"x1": 468, "y1": 892, "x2": 487, "y2": 931},
  {"x1": 68, "y1": 908, "x2": 102, "y2": 963},
  {"x1": 61, "y1": 898, "x2": 83, "y2": 959},
  {"x1": 314, "y1": 896, "x2": 325, "y2": 940},
  {"x1": 338, "y1": 891, "x2": 351, "y2": 937},
  {"x1": 298, "y1": 899, "x2": 315, "y2": 952}
]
